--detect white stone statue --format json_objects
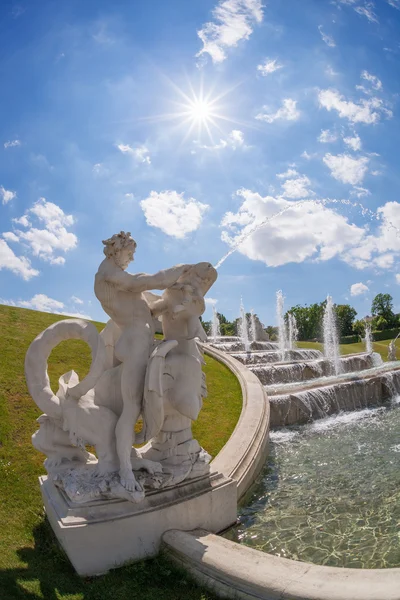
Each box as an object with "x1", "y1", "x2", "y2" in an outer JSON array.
[{"x1": 25, "y1": 232, "x2": 217, "y2": 504}]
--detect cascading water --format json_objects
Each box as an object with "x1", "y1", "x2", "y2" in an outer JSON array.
[
  {"x1": 364, "y1": 322, "x2": 373, "y2": 354},
  {"x1": 276, "y1": 290, "x2": 287, "y2": 362},
  {"x1": 211, "y1": 306, "x2": 221, "y2": 342},
  {"x1": 250, "y1": 309, "x2": 257, "y2": 342},
  {"x1": 239, "y1": 298, "x2": 250, "y2": 352},
  {"x1": 323, "y1": 295, "x2": 342, "y2": 376},
  {"x1": 288, "y1": 313, "x2": 298, "y2": 350}
]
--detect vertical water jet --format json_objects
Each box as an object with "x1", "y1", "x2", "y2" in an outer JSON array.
[
  {"x1": 211, "y1": 306, "x2": 221, "y2": 342},
  {"x1": 276, "y1": 290, "x2": 287, "y2": 361},
  {"x1": 239, "y1": 298, "x2": 250, "y2": 352},
  {"x1": 323, "y1": 295, "x2": 342, "y2": 375},
  {"x1": 364, "y1": 322, "x2": 373, "y2": 354}
]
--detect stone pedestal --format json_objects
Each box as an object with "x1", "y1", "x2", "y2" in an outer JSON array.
[{"x1": 39, "y1": 469, "x2": 237, "y2": 576}]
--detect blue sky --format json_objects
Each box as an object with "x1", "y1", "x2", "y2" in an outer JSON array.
[{"x1": 1, "y1": 0, "x2": 400, "y2": 325}]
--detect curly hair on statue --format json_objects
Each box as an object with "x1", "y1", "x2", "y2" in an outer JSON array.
[{"x1": 102, "y1": 231, "x2": 137, "y2": 258}]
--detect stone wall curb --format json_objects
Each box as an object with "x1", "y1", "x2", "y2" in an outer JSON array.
[
  {"x1": 203, "y1": 343, "x2": 270, "y2": 501},
  {"x1": 163, "y1": 529, "x2": 400, "y2": 600}
]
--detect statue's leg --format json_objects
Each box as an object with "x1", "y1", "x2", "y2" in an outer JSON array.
[{"x1": 116, "y1": 346, "x2": 149, "y2": 491}]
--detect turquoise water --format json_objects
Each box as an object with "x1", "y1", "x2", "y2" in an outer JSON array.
[{"x1": 227, "y1": 403, "x2": 400, "y2": 568}]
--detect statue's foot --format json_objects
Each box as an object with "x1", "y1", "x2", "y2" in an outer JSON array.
[
  {"x1": 131, "y1": 457, "x2": 163, "y2": 475},
  {"x1": 119, "y1": 469, "x2": 143, "y2": 492}
]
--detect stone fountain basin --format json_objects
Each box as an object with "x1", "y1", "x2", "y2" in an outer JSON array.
[
  {"x1": 209, "y1": 340, "x2": 279, "y2": 352},
  {"x1": 268, "y1": 361, "x2": 400, "y2": 427},
  {"x1": 230, "y1": 348, "x2": 323, "y2": 364},
  {"x1": 249, "y1": 352, "x2": 382, "y2": 385}
]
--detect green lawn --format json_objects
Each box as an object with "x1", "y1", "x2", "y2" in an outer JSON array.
[
  {"x1": 297, "y1": 338, "x2": 399, "y2": 362},
  {"x1": 0, "y1": 304, "x2": 242, "y2": 600}
]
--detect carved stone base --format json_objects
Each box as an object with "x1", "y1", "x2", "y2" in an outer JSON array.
[{"x1": 39, "y1": 469, "x2": 237, "y2": 576}]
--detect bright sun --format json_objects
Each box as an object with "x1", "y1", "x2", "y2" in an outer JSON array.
[
  {"x1": 189, "y1": 99, "x2": 213, "y2": 123},
  {"x1": 142, "y1": 77, "x2": 243, "y2": 146}
]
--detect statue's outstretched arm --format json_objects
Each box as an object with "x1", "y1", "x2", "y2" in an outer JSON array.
[{"x1": 106, "y1": 265, "x2": 190, "y2": 293}]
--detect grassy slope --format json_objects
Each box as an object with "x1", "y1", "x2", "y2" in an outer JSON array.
[
  {"x1": 0, "y1": 305, "x2": 242, "y2": 600},
  {"x1": 297, "y1": 338, "x2": 400, "y2": 361}
]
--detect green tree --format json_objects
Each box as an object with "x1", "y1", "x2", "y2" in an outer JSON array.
[
  {"x1": 353, "y1": 319, "x2": 366, "y2": 337},
  {"x1": 335, "y1": 304, "x2": 357, "y2": 337},
  {"x1": 286, "y1": 300, "x2": 357, "y2": 341},
  {"x1": 371, "y1": 293, "x2": 395, "y2": 328},
  {"x1": 265, "y1": 325, "x2": 278, "y2": 341},
  {"x1": 287, "y1": 302, "x2": 325, "y2": 341},
  {"x1": 373, "y1": 316, "x2": 388, "y2": 331},
  {"x1": 217, "y1": 312, "x2": 236, "y2": 336}
]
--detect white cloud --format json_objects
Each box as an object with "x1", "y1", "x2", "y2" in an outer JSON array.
[
  {"x1": 351, "y1": 186, "x2": 370, "y2": 198},
  {"x1": 350, "y1": 282, "x2": 369, "y2": 296},
  {"x1": 323, "y1": 153, "x2": 369, "y2": 185},
  {"x1": 343, "y1": 133, "x2": 362, "y2": 151},
  {"x1": 256, "y1": 99, "x2": 300, "y2": 123},
  {"x1": 301, "y1": 150, "x2": 317, "y2": 160},
  {"x1": 280, "y1": 174, "x2": 314, "y2": 199},
  {"x1": 318, "y1": 25, "x2": 336, "y2": 47},
  {"x1": 342, "y1": 202, "x2": 400, "y2": 269},
  {"x1": 0, "y1": 239, "x2": 39, "y2": 280},
  {"x1": 140, "y1": 190, "x2": 209, "y2": 239},
  {"x1": 396, "y1": 274, "x2": 400, "y2": 284},
  {"x1": 335, "y1": 1, "x2": 378, "y2": 23},
  {"x1": 92, "y1": 163, "x2": 110, "y2": 176},
  {"x1": 387, "y1": 0, "x2": 399, "y2": 8},
  {"x1": 355, "y1": 3, "x2": 378, "y2": 23},
  {"x1": 276, "y1": 168, "x2": 299, "y2": 179},
  {"x1": 2, "y1": 231, "x2": 19, "y2": 243},
  {"x1": 1, "y1": 186, "x2": 16, "y2": 205},
  {"x1": 326, "y1": 65, "x2": 338, "y2": 77},
  {"x1": 228, "y1": 129, "x2": 245, "y2": 147},
  {"x1": 220, "y1": 191, "x2": 400, "y2": 272},
  {"x1": 0, "y1": 293, "x2": 92, "y2": 319},
  {"x1": 220, "y1": 189, "x2": 366, "y2": 267},
  {"x1": 205, "y1": 297, "x2": 218, "y2": 305},
  {"x1": 8, "y1": 198, "x2": 77, "y2": 264},
  {"x1": 361, "y1": 70, "x2": 382, "y2": 90},
  {"x1": 318, "y1": 88, "x2": 392, "y2": 124},
  {"x1": 12, "y1": 215, "x2": 30, "y2": 227},
  {"x1": 4, "y1": 139, "x2": 21, "y2": 149},
  {"x1": 21, "y1": 294, "x2": 65, "y2": 312},
  {"x1": 71, "y1": 295, "x2": 84, "y2": 305},
  {"x1": 117, "y1": 143, "x2": 151, "y2": 164},
  {"x1": 196, "y1": 129, "x2": 246, "y2": 151},
  {"x1": 257, "y1": 58, "x2": 283, "y2": 75},
  {"x1": 318, "y1": 129, "x2": 338, "y2": 143},
  {"x1": 196, "y1": 0, "x2": 263, "y2": 64}
]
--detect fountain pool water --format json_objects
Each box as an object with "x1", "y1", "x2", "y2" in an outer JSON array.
[
  {"x1": 226, "y1": 402, "x2": 400, "y2": 569},
  {"x1": 209, "y1": 295, "x2": 400, "y2": 571}
]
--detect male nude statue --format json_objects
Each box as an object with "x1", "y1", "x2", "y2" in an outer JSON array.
[{"x1": 94, "y1": 231, "x2": 190, "y2": 491}]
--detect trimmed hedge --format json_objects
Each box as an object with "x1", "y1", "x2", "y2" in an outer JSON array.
[
  {"x1": 372, "y1": 328, "x2": 400, "y2": 342},
  {"x1": 340, "y1": 334, "x2": 360, "y2": 344}
]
